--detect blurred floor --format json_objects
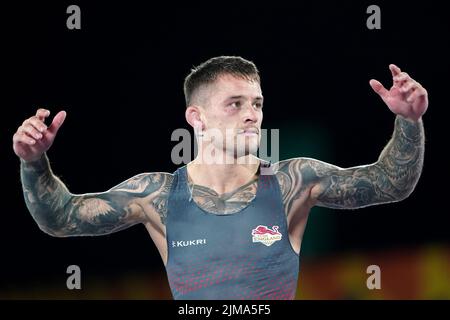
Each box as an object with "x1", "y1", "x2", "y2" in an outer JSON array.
[{"x1": 1, "y1": 244, "x2": 448, "y2": 300}]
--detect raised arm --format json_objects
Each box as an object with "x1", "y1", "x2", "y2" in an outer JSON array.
[
  {"x1": 299, "y1": 116, "x2": 423, "y2": 209},
  {"x1": 21, "y1": 154, "x2": 172, "y2": 236},
  {"x1": 275, "y1": 64, "x2": 427, "y2": 213},
  {"x1": 14, "y1": 109, "x2": 173, "y2": 236}
]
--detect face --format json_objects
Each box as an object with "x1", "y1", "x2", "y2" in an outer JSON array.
[{"x1": 198, "y1": 74, "x2": 264, "y2": 158}]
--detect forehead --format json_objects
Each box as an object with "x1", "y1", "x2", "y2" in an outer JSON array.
[{"x1": 209, "y1": 74, "x2": 262, "y2": 98}]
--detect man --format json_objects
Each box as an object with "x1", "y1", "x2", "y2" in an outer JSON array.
[{"x1": 13, "y1": 56, "x2": 427, "y2": 300}]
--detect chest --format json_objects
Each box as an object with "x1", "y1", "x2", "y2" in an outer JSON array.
[
  {"x1": 189, "y1": 179, "x2": 258, "y2": 215},
  {"x1": 167, "y1": 190, "x2": 289, "y2": 256}
]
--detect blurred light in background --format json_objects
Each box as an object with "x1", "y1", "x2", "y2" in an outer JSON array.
[{"x1": 1, "y1": 244, "x2": 448, "y2": 299}]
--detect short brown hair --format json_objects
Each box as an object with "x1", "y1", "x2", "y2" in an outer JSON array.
[{"x1": 183, "y1": 56, "x2": 260, "y2": 106}]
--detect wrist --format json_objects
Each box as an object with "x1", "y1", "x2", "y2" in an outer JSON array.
[
  {"x1": 395, "y1": 115, "x2": 423, "y2": 142},
  {"x1": 397, "y1": 114, "x2": 422, "y2": 124},
  {"x1": 20, "y1": 153, "x2": 49, "y2": 172}
]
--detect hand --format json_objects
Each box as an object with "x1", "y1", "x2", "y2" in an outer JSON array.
[
  {"x1": 369, "y1": 64, "x2": 428, "y2": 122},
  {"x1": 13, "y1": 108, "x2": 66, "y2": 162}
]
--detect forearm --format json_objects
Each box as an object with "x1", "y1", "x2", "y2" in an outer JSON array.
[
  {"x1": 20, "y1": 153, "x2": 72, "y2": 234},
  {"x1": 315, "y1": 115, "x2": 425, "y2": 209},
  {"x1": 374, "y1": 115, "x2": 425, "y2": 199}
]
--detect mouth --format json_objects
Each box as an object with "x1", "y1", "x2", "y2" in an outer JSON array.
[{"x1": 237, "y1": 128, "x2": 259, "y2": 136}]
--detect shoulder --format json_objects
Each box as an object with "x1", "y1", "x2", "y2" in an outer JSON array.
[
  {"x1": 142, "y1": 172, "x2": 174, "y2": 187},
  {"x1": 273, "y1": 157, "x2": 336, "y2": 184},
  {"x1": 109, "y1": 172, "x2": 174, "y2": 195},
  {"x1": 272, "y1": 157, "x2": 343, "y2": 202},
  {"x1": 122, "y1": 172, "x2": 175, "y2": 225}
]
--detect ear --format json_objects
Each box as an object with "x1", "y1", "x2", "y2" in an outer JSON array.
[{"x1": 185, "y1": 105, "x2": 204, "y2": 133}]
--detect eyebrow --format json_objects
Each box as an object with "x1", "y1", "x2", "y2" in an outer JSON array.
[{"x1": 225, "y1": 95, "x2": 264, "y2": 102}]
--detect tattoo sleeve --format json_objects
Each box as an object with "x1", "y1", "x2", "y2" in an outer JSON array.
[
  {"x1": 20, "y1": 153, "x2": 173, "y2": 236},
  {"x1": 275, "y1": 159, "x2": 307, "y2": 216},
  {"x1": 276, "y1": 115, "x2": 425, "y2": 212},
  {"x1": 315, "y1": 116, "x2": 424, "y2": 209}
]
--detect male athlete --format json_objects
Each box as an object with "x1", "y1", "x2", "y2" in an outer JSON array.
[{"x1": 14, "y1": 56, "x2": 427, "y2": 299}]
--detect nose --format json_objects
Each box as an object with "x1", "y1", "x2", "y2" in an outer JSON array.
[{"x1": 242, "y1": 103, "x2": 259, "y2": 124}]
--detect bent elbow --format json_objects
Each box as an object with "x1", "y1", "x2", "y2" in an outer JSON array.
[
  {"x1": 37, "y1": 223, "x2": 68, "y2": 238},
  {"x1": 393, "y1": 183, "x2": 418, "y2": 202},
  {"x1": 31, "y1": 210, "x2": 71, "y2": 237}
]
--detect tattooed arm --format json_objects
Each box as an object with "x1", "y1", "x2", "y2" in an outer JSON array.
[
  {"x1": 276, "y1": 115, "x2": 424, "y2": 213},
  {"x1": 314, "y1": 116, "x2": 424, "y2": 208},
  {"x1": 276, "y1": 63, "x2": 429, "y2": 213},
  {"x1": 20, "y1": 153, "x2": 173, "y2": 237}
]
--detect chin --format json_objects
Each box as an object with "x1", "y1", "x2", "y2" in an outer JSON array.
[{"x1": 234, "y1": 142, "x2": 259, "y2": 158}]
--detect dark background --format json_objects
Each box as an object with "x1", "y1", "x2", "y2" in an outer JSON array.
[{"x1": 1, "y1": 1, "x2": 449, "y2": 298}]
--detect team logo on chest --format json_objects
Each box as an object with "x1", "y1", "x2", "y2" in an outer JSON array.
[{"x1": 251, "y1": 225, "x2": 282, "y2": 246}]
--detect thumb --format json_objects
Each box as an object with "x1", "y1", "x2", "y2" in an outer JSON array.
[
  {"x1": 369, "y1": 79, "x2": 389, "y2": 99},
  {"x1": 47, "y1": 110, "x2": 67, "y2": 135}
]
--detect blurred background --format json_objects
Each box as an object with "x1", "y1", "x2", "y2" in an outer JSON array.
[{"x1": 1, "y1": 0, "x2": 449, "y2": 299}]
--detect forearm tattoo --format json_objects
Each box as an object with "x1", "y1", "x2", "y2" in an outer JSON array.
[
  {"x1": 316, "y1": 116, "x2": 424, "y2": 209},
  {"x1": 276, "y1": 116, "x2": 425, "y2": 211},
  {"x1": 20, "y1": 154, "x2": 173, "y2": 236}
]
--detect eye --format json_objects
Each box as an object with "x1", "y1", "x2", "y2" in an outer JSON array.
[
  {"x1": 230, "y1": 101, "x2": 241, "y2": 109},
  {"x1": 254, "y1": 102, "x2": 263, "y2": 109}
]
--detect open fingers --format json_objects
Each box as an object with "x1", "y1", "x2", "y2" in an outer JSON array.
[
  {"x1": 47, "y1": 110, "x2": 67, "y2": 135},
  {"x1": 394, "y1": 72, "x2": 410, "y2": 82},
  {"x1": 389, "y1": 64, "x2": 401, "y2": 78},
  {"x1": 399, "y1": 79, "x2": 418, "y2": 94},
  {"x1": 393, "y1": 72, "x2": 410, "y2": 87},
  {"x1": 36, "y1": 108, "x2": 51, "y2": 121},
  {"x1": 369, "y1": 79, "x2": 389, "y2": 99},
  {"x1": 407, "y1": 85, "x2": 427, "y2": 103}
]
